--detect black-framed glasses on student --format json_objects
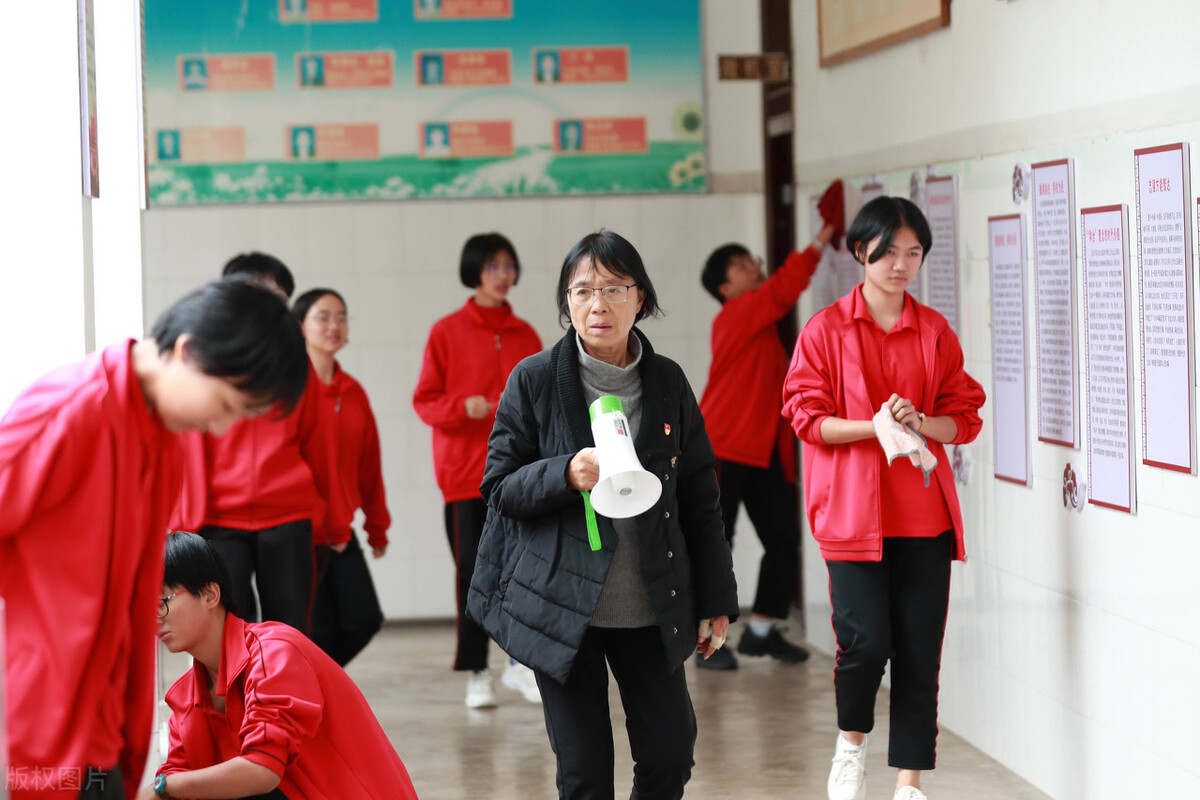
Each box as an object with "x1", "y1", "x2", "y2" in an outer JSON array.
[{"x1": 158, "y1": 590, "x2": 187, "y2": 619}]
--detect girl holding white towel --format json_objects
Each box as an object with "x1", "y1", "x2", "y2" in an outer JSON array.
[{"x1": 782, "y1": 196, "x2": 986, "y2": 800}]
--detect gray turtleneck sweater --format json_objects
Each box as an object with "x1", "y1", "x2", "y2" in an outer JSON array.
[{"x1": 576, "y1": 333, "x2": 657, "y2": 628}]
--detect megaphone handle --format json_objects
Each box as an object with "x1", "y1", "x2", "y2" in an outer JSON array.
[{"x1": 581, "y1": 490, "x2": 601, "y2": 552}]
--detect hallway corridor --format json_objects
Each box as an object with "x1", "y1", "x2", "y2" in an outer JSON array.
[{"x1": 347, "y1": 622, "x2": 1052, "y2": 799}]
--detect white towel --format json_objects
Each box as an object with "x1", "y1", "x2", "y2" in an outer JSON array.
[{"x1": 872, "y1": 404, "x2": 937, "y2": 487}]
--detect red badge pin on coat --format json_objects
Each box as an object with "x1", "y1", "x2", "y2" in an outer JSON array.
[{"x1": 664, "y1": 423, "x2": 671, "y2": 436}]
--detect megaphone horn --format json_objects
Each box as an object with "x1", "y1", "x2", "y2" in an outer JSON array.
[{"x1": 586, "y1": 396, "x2": 662, "y2": 519}]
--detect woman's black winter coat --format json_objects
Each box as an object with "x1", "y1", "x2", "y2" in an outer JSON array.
[{"x1": 467, "y1": 329, "x2": 738, "y2": 684}]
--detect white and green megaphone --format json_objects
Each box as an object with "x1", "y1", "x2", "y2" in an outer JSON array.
[{"x1": 581, "y1": 396, "x2": 662, "y2": 550}]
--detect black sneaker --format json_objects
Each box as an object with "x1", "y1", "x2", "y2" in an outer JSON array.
[
  {"x1": 695, "y1": 645, "x2": 738, "y2": 670},
  {"x1": 737, "y1": 627, "x2": 810, "y2": 663}
]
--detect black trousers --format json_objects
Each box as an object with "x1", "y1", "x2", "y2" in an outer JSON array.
[
  {"x1": 444, "y1": 499, "x2": 490, "y2": 671},
  {"x1": 312, "y1": 532, "x2": 384, "y2": 666},
  {"x1": 201, "y1": 520, "x2": 314, "y2": 635},
  {"x1": 716, "y1": 453, "x2": 801, "y2": 619},
  {"x1": 826, "y1": 531, "x2": 953, "y2": 770},
  {"x1": 535, "y1": 626, "x2": 696, "y2": 800},
  {"x1": 77, "y1": 766, "x2": 122, "y2": 799}
]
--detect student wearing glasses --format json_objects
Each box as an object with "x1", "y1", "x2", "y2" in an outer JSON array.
[
  {"x1": 468, "y1": 230, "x2": 739, "y2": 799},
  {"x1": 140, "y1": 532, "x2": 418, "y2": 800},
  {"x1": 695, "y1": 220, "x2": 837, "y2": 670},
  {"x1": 293, "y1": 288, "x2": 389, "y2": 667},
  {"x1": 413, "y1": 232, "x2": 543, "y2": 708}
]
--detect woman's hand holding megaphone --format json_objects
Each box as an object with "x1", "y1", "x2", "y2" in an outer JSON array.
[
  {"x1": 696, "y1": 615, "x2": 730, "y2": 660},
  {"x1": 568, "y1": 447, "x2": 601, "y2": 491}
]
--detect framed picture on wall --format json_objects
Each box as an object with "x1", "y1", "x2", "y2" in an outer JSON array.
[{"x1": 817, "y1": 0, "x2": 950, "y2": 68}]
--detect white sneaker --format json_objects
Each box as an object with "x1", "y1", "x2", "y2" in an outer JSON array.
[
  {"x1": 465, "y1": 671, "x2": 497, "y2": 708},
  {"x1": 827, "y1": 735, "x2": 867, "y2": 800},
  {"x1": 894, "y1": 787, "x2": 927, "y2": 800},
  {"x1": 501, "y1": 661, "x2": 542, "y2": 703}
]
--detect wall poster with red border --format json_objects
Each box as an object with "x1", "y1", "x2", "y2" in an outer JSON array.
[
  {"x1": 1081, "y1": 204, "x2": 1136, "y2": 514},
  {"x1": 1032, "y1": 158, "x2": 1078, "y2": 448},
  {"x1": 1134, "y1": 142, "x2": 1194, "y2": 474},
  {"x1": 925, "y1": 175, "x2": 960, "y2": 333},
  {"x1": 989, "y1": 213, "x2": 1031, "y2": 486}
]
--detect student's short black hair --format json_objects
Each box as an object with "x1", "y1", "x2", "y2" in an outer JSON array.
[
  {"x1": 164, "y1": 531, "x2": 239, "y2": 617},
  {"x1": 459, "y1": 233, "x2": 521, "y2": 289},
  {"x1": 292, "y1": 287, "x2": 347, "y2": 326},
  {"x1": 555, "y1": 230, "x2": 663, "y2": 328},
  {"x1": 701, "y1": 243, "x2": 751, "y2": 303},
  {"x1": 150, "y1": 280, "x2": 309, "y2": 413},
  {"x1": 222, "y1": 252, "x2": 296, "y2": 299},
  {"x1": 846, "y1": 196, "x2": 933, "y2": 266}
]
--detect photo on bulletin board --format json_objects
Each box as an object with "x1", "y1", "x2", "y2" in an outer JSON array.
[{"x1": 141, "y1": 0, "x2": 707, "y2": 206}]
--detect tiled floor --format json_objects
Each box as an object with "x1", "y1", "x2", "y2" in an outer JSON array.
[{"x1": 347, "y1": 622, "x2": 1052, "y2": 800}]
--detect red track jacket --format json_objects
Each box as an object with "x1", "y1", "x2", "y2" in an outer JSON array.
[
  {"x1": 159, "y1": 615, "x2": 419, "y2": 799},
  {"x1": 173, "y1": 361, "x2": 331, "y2": 539},
  {"x1": 700, "y1": 246, "x2": 821, "y2": 480},
  {"x1": 413, "y1": 299, "x2": 541, "y2": 503},
  {"x1": 313, "y1": 364, "x2": 390, "y2": 548},
  {"x1": 1, "y1": 341, "x2": 181, "y2": 800},
  {"x1": 782, "y1": 288, "x2": 985, "y2": 562}
]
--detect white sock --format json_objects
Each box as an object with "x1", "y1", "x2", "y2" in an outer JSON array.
[
  {"x1": 748, "y1": 617, "x2": 774, "y2": 638},
  {"x1": 839, "y1": 734, "x2": 865, "y2": 751}
]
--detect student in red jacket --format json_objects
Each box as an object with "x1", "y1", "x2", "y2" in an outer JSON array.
[
  {"x1": 174, "y1": 253, "x2": 333, "y2": 637},
  {"x1": 139, "y1": 532, "x2": 419, "y2": 800},
  {"x1": 782, "y1": 197, "x2": 985, "y2": 800},
  {"x1": 413, "y1": 232, "x2": 543, "y2": 708},
  {"x1": 697, "y1": 221, "x2": 836, "y2": 670},
  {"x1": 294, "y1": 287, "x2": 389, "y2": 666},
  {"x1": 1, "y1": 281, "x2": 308, "y2": 800}
]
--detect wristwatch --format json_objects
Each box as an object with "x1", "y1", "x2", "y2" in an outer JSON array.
[{"x1": 153, "y1": 773, "x2": 170, "y2": 799}]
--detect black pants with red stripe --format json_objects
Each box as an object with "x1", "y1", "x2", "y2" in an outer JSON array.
[
  {"x1": 716, "y1": 453, "x2": 800, "y2": 619},
  {"x1": 445, "y1": 498, "x2": 490, "y2": 671},
  {"x1": 826, "y1": 530, "x2": 953, "y2": 771}
]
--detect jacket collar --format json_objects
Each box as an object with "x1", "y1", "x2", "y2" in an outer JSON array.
[
  {"x1": 832, "y1": 287, "x2": 946, "y2": 416},
  {"x1": 106, "y1": 339, "x2": 168, "y2": 441},
  {"x1": 551, "y1": 327, "x2": 659, "y2": 452},
  {"x1": 461, "y1": 297, "x2": 516, "y2": 329},
  {"x1": 182, "y1": 612, "x2": 249, "y2": 708}
]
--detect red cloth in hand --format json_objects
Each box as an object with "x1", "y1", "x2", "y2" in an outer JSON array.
[{"x1": 817, "y1": 179, "x2": 845, "y2": 250}]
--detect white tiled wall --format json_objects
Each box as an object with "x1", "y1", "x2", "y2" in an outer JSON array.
[
  {"x1": 790, "y1": 1, "x2": 1200, "y2": 795},
  {"x1": 142, "y1": 191, "x2": 769, "y2": 620}
]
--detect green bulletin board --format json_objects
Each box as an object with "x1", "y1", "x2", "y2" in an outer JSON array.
[{"x1": 143, "y1": 0, "x2": 707, "y2": 205}]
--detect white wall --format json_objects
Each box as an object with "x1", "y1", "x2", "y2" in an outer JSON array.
[
  {"x1": 791, "y1": 1, "x2": 1200, "y2": 797},
  {"x1": 0, "y1": 6, "x2": 89, "y2": 411},
  {"x1": 140, "y1": 2, "x2": 768, "y2": 621}
]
